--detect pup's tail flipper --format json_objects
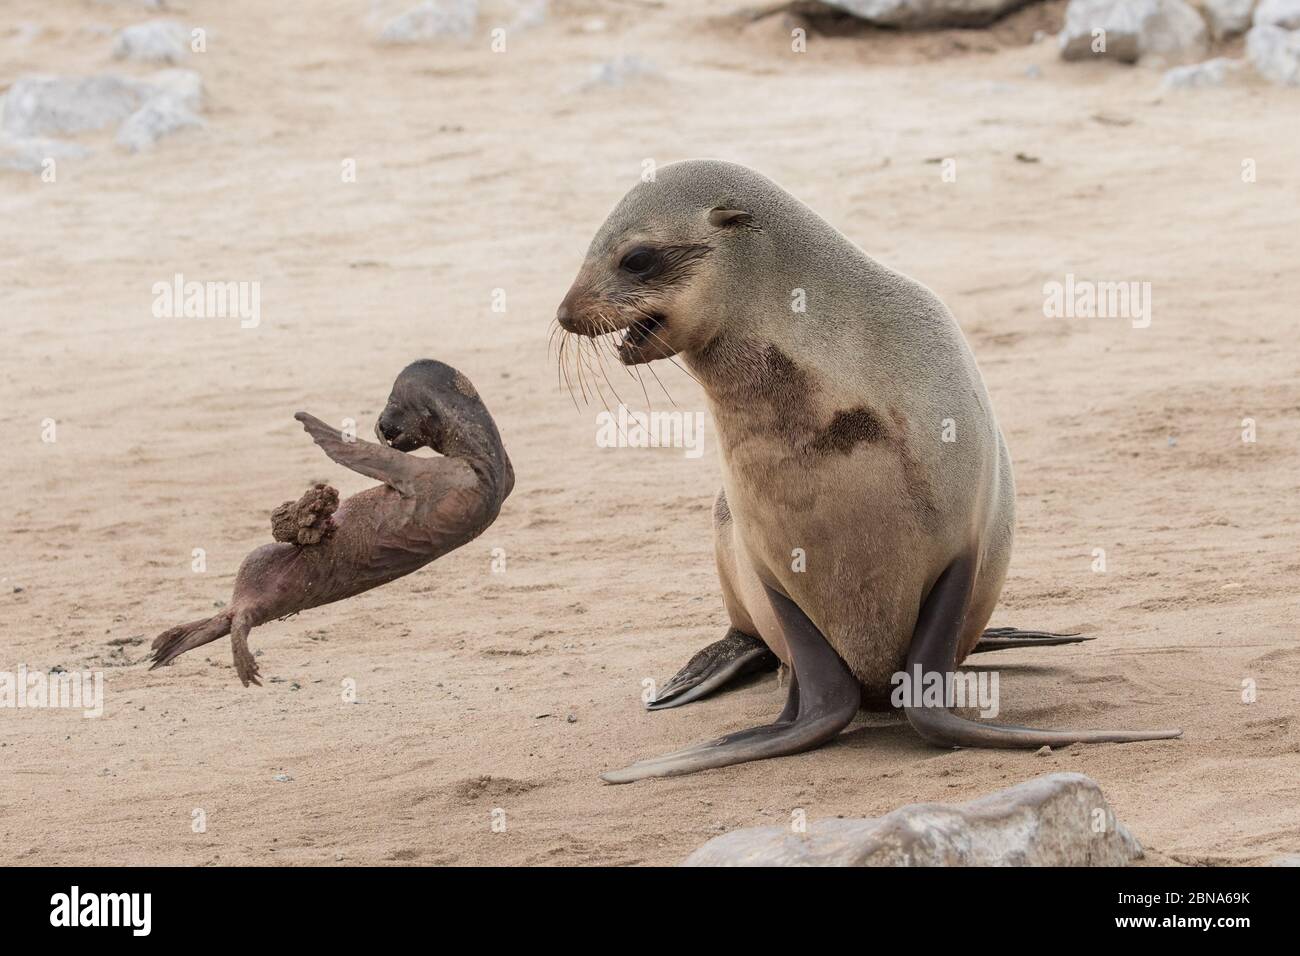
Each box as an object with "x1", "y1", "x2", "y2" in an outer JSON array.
[{"x1": 150, "y1": 611, "x2": 234, "y2": 670}]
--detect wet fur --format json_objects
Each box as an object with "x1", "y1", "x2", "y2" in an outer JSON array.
[{"x1": 149, "y1": 361, "x2": 513, "y2": 685}]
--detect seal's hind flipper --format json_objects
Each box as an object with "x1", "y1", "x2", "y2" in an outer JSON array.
[
  {"x1": 229, "y1": 614, "x2": 261, "y2": 688},
  {"x1": 602, "y1": 586, "x2": 859, "y2": 783},
  {"x1": 150, "y1": 611, "x2": 234, "y2": 670},
  {"x1": 294, "y1": 412, "x2": 423, "y2": 497},
  {"x1": 971, "y1": 627, "x2": 1094, "y2": 653},
  {"x1": 647, "y1": 628, "x2": 778, "y2": 710},
  {"x1": 903, "y1": 556, "x2": 1182, "y2": 748}
]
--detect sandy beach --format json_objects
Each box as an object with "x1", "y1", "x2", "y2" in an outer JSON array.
[{"x1": 2, "y1": 0, "x2": 1298, "y2": 865}]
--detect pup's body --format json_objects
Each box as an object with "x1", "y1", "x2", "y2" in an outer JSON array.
[{"x1": 150, "y1": 360, "x2": 513, "y2": 685}]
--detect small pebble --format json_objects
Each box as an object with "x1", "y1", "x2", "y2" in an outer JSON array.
[{"x1": 1035, "y1": 745, "x2": 1052, "y2": 756}]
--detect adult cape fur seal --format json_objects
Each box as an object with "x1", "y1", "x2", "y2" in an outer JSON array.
[{"x1": 556, "y1": 159, "x2": 1180, "y2": 783}]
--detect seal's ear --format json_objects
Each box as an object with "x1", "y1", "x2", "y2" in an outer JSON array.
[{"x1": 708, "y1": 207, "x2": 753, "y2": 229}]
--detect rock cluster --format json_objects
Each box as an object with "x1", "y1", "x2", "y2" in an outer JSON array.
[
  {"x1": 1055, "y1": 0, "x2": 1300, "y2": 88},
  {"x1": 1, "y1": 19, "x2": 207, "y2": 173},
  {"x1": 1, "y1": 70, "x2": 204, "y2": 158}
]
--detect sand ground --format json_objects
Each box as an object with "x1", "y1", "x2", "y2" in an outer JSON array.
[{"x1": 2, "y1": 0, "x2": 1297, "y2": 865}]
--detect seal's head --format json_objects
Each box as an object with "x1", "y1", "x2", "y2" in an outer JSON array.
[
  {"x1": 376, "y1": 359, "x2": 486, "y2": 454},
  {"x1": 556, "y1": 160, "x2": 780, "y2": 366}
]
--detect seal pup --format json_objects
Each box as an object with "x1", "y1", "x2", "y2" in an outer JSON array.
[
  {"x1": 149, "y1": 359, "x2": 514, "y2": 685},
  {"x1": 556, "y1": 159, "x2": 1180, "y2": 782}
]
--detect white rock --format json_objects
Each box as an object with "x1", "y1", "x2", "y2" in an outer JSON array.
[
  {"x1": 116, "y1": 97, "x2": 203, "y2": 152},
  {"x1": 1059, "y1": 0, "x2": 1209, "y2": 65},
  {"x1": 113, "y1": 19, "x2": 189, "y2": 64},
  {"x1": 1199, "y1": 0, "x2": 1255, "y2": 39},
  {"x1": 683, "y1": 773, "x2": 1144, "y2": 867},
  {"x1": 1, "y1": 75, "x2": 144, "y2": 137},
  {"x1": 1255, "y1": 0, "x2": 1300, "y2": 28},
  {"x1": 0, "y1": 136, "x2": 91, "y2": 174},
  {"x1": 1, "y1": 70, "x2": 205, "y2": 152},
  {"x1": 1162, "y1": 55, "x2": 1246, "y2": 86},
  {"x1": 120, "y1": 69, "x2": 205, "y2": 150},
  {"x1": 824, "y1": 1, "x2": 1027, "y2": 27},
  {"x1": 1247, "y1": 23, "x2": 1300, "y2": 83},
  {"x1": 145, "y1": 68, "x2": 205, "y2": 113},
  {"x1": 378, "y1": 0, "x2": 478, "y2": 43}
]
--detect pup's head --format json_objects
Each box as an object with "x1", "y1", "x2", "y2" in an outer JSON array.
[
  {"x1": 376, "y1": 359, "x2": 486, "y2": 454},
  {"x1": 555, "y1": 160, "x2": 771, "y2": 365}
]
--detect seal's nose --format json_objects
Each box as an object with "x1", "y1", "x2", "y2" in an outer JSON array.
[
  {"x1": 377, "y1": 412, "x2": 400, "y2": 443},
  {"x1": 556, "y1": 295, "x2": 581, "y2": 332}
]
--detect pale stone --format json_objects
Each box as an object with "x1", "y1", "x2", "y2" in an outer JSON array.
[
  {"x1": 822, "y1": 0, "x2": 1027, "y2": 28},
  {"x1": 1246, "y1": 23, "x2": 1300, "y2": 83},
  {"x1": 1162, "y1": 56, "x2": 1246, "y2": 87},
  {"x1": 1255, "y1": 0, "x2": 1300, "y2": 29},
  {"x1": 683, "y1": 773, "x2": 1144, "y2": 867},
  {"x1": 1059, "y1": 0, "x2": 1209, "y2": 65},
  {"x1": 112, "y1": 19, "x2": 189, "y2": 64},
  {"x1": 378, "y1": 0, "x2": 478, "y2": 43}
]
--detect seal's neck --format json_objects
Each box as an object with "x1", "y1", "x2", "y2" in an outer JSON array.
[
  {"x1": 437, "y1": 417, "x2": 515, "y2": 506},
  {"x1": 685, "y1": 331, "x2": 809, "y2": 410}
]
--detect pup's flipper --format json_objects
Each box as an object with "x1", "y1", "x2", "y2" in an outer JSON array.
[
  {"x1": 295, "y1": 412, "x2": 423, "y2": 497},
  {"x1": 150, "y1": 611, "x2": 234, "y2": 669}
]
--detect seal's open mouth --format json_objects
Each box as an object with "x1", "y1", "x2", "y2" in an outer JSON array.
[
  {"x1": 616, "y1": 312, "x2": 668, "y2": 364},
  {"x1": 376, "y1": 420, "x2": 421, "y2": 452}
]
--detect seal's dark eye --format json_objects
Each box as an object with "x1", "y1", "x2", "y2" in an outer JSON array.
[{"x1": 620, "y1": 248, "x2": 658, "y2": 276}]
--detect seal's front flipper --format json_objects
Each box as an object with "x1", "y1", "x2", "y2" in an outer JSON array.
[
  {"x1": 972, "y1": 627, "x2": 1094, "y2": 653},
  {"x1": 602, "y1": 587, "x2": 858, "y2": 783},
  {"x1": 647, "y1": 628, "x2": 778, "y2": 710},
  {"x1": 904, "y1": 557, "x2": 1182, "y2": 748},
  {"x1": 294, "y1": 412, "x2": 422, "y2": 497}
]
